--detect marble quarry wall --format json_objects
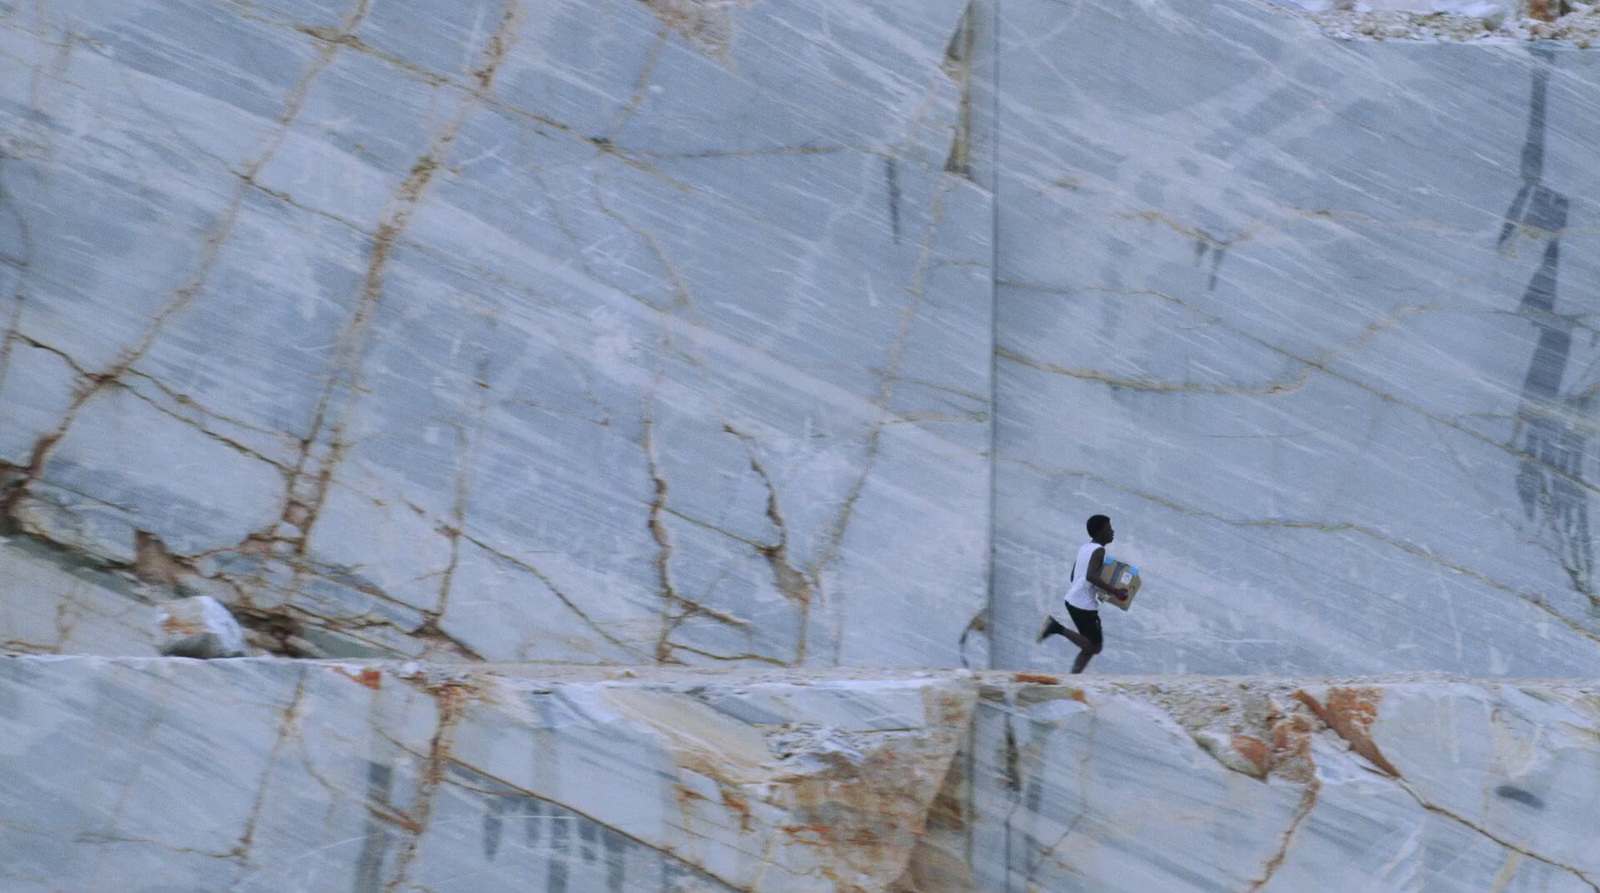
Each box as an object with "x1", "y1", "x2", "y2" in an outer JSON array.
[
  {"x1": 6, "y1": 0, "x2": 1600, "y2": 678},
  {"x1": 0, "y1": 0, "x2": 997, "y2": 668},
  {"x1": 962, "y1": 672, "x2": 1600, "y2": 893},
  {"x1": 990, "y1": 0, "x2": 1600, "y2": 676},
  {"x1": 6, "y1": 657, "x2": 1599, "y2": 893}
]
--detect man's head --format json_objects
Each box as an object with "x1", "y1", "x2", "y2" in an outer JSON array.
[{"x1": 1087, "y1": 514, "x2": 1113, "y2": 544}]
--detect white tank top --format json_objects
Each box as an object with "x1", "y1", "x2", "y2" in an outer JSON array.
[{"x1": 1064, "y1": 540, "x2": 1104, "y2": 611}]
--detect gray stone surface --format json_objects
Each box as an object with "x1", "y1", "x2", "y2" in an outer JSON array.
[
  {"x1": 0, "y1": 0, "x2": 994, "y2": 667},
  {"x1": 4, "y1": 657, "x2": 1597, "y2": 892},
  {"x1": 993, "y1": 0, "x2": 1600, "y2": 676},
  {"x1": 6, "y1": 0, "x2": 1600, "y2": 678},
  {"x1": 0, "y1": 657, "x2": 974, "y2": 892},
  {"x1": 0, "y1": 536, "x2": 160, "y2": 655},
  {"x1": 950, "y1": 674, "x2": 1600, "y2": 893}
]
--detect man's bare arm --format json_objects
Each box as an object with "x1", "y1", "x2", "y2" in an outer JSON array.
[{"x1": 1084, "y1": 547, "x2": 1128, "y2": 596}]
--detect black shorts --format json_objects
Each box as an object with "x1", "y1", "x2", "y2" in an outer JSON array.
[{"x1": 1066, "y1": 604, "x2": 1103, "y2": 648}]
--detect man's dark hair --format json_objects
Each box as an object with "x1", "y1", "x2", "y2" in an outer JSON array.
[{"x1": 1086, "y1": 514, "x2": 1110, "y2": 537}]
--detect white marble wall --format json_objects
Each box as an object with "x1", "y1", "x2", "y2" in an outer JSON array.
[
  {"x1": 0, "y1": 537, "x2": 160, "y2": 655},
  {"x1": 994, "y1": 0, "x2": 1600, "y2": 676},
  {"x1": 10, "y1": 0, "x2": 1600, "y2": 678},
  {"x1": 7, "y1": 658, "x2": 1598, "y2": 892},
  {"x1": 958, "y1": 675, "x2": 1600, "y2": 893},
  {"x1": 0, "y1": 657, "x2": 975, "y2": 892},
  {"x1": 0, "y1": 0, "x2": 994, "y2": 666}
]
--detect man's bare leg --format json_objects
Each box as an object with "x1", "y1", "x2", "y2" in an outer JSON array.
[
  {"x1": 1063, "y1": 606, "x2": 1103, "y2": 674},
  {"x1": 1039, "y1": 615, "x2": 1093, "y2": 650},
  {"x1": 1071, "y1": 645, "x2": 1096, "y2": 674}
]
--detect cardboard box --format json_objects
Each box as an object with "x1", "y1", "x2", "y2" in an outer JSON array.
[{"x1": 1096, "y1": 558, "x2": 1142, "y2": 611}]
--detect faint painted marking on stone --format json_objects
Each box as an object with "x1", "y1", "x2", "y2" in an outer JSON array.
[
  {"x1": 483, "y1": 794, "x2": 513, "y2": 861},
  {"x1": 1501, "y1": 49, "x2": 1597, "y2": 610},
  {"x1": 1495, "y1": 784, "x2": 1546, "y2": 809},
  {"x1": 580, "y1": 818, "x2": 598, "y2": 863},
  {"x1": 353, "y1": 760, "x2": 395, "y2": 893},
  {"x1": 1192, "y1": 234, "x2": 1233, "y2": 291},
  {"x1": 886, "y1": 156, "x2": 902, "y2": 244},
  {"x1": 524, "y1": 799, "x2": 545, "y2": 847},
  {"x1": 602, "y1": 827, "x2": 628, "y2": 893},
  {"x1": 547, "y1": 804, "x2": 571, "y2": 893}
]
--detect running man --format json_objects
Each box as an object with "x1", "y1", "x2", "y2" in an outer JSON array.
[{"x1": 1038, "y1": 514, "x2": 1127, "y2": 673}]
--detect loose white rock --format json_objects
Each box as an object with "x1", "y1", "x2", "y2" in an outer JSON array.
[{"x1": 155, "y1": 596, "x2": 246, "y2": 659}]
